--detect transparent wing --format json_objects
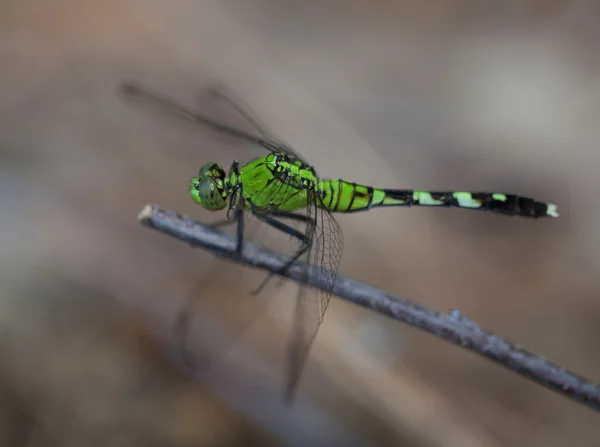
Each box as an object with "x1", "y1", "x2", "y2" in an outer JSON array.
[
  {"x1": 203, "y1": 84, "x2": 310, "y2": 165},
  {"x1": 119, "y1": 82, "x2": 264, "y2": 143},
  {"x1": 174, "y1": 207, "x2": 302, "y2": 372},
  {"x1": 126, "y1": 79, "x2": 307, "y2": 372},
  {"x1": 119, "y1": 82, "x2": 309, "y2": 163},
  {"x1": 175, "y1": 179, "x2": 309, "y2": 373},
  {"x1": 173, "y1": 212, "x2": 268, "y2": 369},
  {"x1": 121, "y1": 80, "x2": 338, "y2": 397},
  {"x1": 284, "y1": 189, "x2": 344, "y2": 402}
]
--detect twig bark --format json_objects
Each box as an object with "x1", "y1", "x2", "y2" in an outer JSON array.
[{"x1": 138, "y1": 204, "x2": 600, "y2": 413}]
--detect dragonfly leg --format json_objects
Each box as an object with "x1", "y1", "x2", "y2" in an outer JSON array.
[
  {"x1": 198, "y1": 213, "x2": 244, "y2": 253},
  {"x1": 251, "y1": 237, "x2": 312, "y2": 296},
  {"x1": 265, "y1": 210, "x2": 314, "y2": 223},
  {"x1": 189, "y1": 217, "x2": 235, "y2": 249},
  {"x1": 254, "y1": 215, "x2": 308, "y2": 243},
  {"x1": 235, "y1": 209, "x2": 244, "y2": 254},
  {"x1": 217, "y1": 171, "x2": 245, "y2": 253},
  {"x1": 250, "y1": 210, "x2": 314, "y2": 296},
  {"x1": 205, "y1": 205, "x2": 244, "y2": 254}
]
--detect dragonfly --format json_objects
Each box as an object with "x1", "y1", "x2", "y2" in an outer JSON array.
[{"x1": 120, "y1": 82, "x2": 558, "y2": 402}]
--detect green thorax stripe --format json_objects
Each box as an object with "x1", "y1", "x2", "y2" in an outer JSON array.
[{"x1": 237, "y1": 153, "x2": 318, "y2": 212}]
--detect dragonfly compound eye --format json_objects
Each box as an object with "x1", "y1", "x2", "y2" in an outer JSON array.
[{"x1": 197, "y1": 177, "x2": 227, "y2": 210}]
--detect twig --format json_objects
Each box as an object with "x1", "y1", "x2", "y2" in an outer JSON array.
[{"x1": 138, "y1": 204, "x2": 600, "y2": 413}]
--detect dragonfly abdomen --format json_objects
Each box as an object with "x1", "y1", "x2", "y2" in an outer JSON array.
[
  {"x1": 319, "y1": 180, "x2": 558, "y2": 218},
  {"x1": 400, "y1": 190, "x2": 558, "y2": 217}
]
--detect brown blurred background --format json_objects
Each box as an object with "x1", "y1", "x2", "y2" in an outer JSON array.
[{"x1": 1, "y1": 0, "x2": 599, "y2": 445}]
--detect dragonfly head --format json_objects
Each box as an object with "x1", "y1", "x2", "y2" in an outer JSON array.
[{"x1": 190, "y1": 162, "x2": 228, "y2": 211}]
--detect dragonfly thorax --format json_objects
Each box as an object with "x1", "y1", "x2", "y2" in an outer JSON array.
[{"x1": 190, "y1": 162, "x2": 229, "y2": 211}]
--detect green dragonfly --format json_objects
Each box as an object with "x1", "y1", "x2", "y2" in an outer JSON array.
[{"x1": 120, "y1": 82, "x2": 558, "y2": 402}]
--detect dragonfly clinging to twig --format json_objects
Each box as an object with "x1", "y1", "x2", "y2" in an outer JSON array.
[{"x1": 120, "y1": 82, "x2": 558, "y2": 402}]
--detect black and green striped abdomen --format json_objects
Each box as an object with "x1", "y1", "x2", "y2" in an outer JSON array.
[{"x1": 318, "y1": 179, "x2": 558, "y2": 218}]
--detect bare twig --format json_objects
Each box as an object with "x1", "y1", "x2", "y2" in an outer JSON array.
[{"x1": 138, "y1": 204, "x2": 600, "y2": 413}]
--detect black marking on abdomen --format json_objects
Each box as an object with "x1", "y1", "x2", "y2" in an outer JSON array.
[
  {"x1": 484, "y1": 194, "x2": 548, "y2": 217},
  {"x1": 365, "y1": 186, "x2": 374, "y2": 210},
  {"x1": 327, "y1": 181, "x2": 335, "y2": 209},
  {"x1": 429, "y1": 192, "x2": 460, "y2": 207},
  {"x1": 347, "y1": 182, "x2": 358, "y2": 211},
  {"x1": 382, "y1": 189, "x2": 414, "y2": 206},
  {"x1": 334, "y1": 181, "x2": 343, "y2": 211}
]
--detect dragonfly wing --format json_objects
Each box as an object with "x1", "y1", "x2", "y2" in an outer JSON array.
[
  {"x1": 174, "y1": 188, "x2": 314, "y2": 375},
  {"x1": 284, "y1": 190, "x2": 344, "y2": 402},
  {"x1": 200, "y1": 83, "x2": 273, "y2": 141},
  {"x1": 119, "y1": 82, "x2": 269, "y2": 148},
  {"x1": 174, "y1": 210, "x2": 281, "y2": 372},
  {"x1": 119, "y1": 81, "x2": 311, "y2": 165},
  {"x1": 120, "y1": 83, "x2": 218, "y2": 129},
  {"x1": 199, "y1": 83, "x2": 311, "y2": 165}
]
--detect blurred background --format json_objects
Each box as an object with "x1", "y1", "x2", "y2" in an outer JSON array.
[{"x1": 1, "y1": 0, "x2": 599, "y2": 445}]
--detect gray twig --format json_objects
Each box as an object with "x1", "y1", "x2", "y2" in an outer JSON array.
[{"x1": 138, "y1": 204, "x2": 600, "y2": 413}]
